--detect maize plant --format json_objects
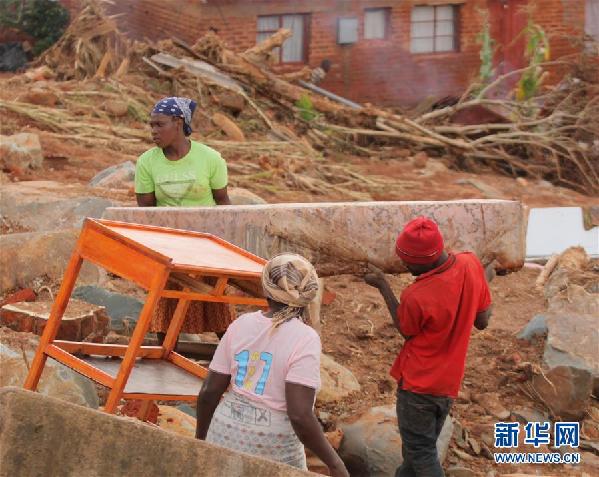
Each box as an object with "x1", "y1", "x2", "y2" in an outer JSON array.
[
  {"x1": 476, "y1": 10, "x2": 496, "y2": 96},
  {"x1": 515, "y1": 20, "x2": 550, "y2": 101}
]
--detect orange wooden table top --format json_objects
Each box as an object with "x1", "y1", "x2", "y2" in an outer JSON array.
[{"x1": 101, "y1": 220, "x2": 266, "y2": 275}]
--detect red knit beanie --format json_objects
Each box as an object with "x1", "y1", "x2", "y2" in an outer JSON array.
[{"x1": 395, "y1": 217, "x2": 445, "y2": 265}]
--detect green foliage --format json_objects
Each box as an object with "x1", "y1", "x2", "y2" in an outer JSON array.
[
  {"x1": 295, "y1": 94, "x2": 318, "y2": 122},
  {"x1": 515, "y1": 20, "x2": 550, "y2": 101},
  {"x1": 0, "y1": 0, "x2": 70, "y2": 56}
]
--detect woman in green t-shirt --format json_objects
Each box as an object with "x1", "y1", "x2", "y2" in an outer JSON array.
[
  {"x1": 135, "y1": 96, "x2": 233, "y2": 344},
  {"x1": 135, "y1": 96, "x2": 231, "y2": 207}
]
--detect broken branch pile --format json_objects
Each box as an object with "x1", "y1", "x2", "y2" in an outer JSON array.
[{"x1": 1, "y1": 0, "x2": 597, "y2": 196}]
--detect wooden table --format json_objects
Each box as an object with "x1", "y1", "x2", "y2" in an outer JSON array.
[{"x1": 24, "y1": 218, "x2": 267, "y2": 415}]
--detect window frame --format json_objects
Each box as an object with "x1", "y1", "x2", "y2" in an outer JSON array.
[
  {"x1": 363, "y1": 7, "x2": 391, "y2": 40},
  {"x1": 256, "y1": 13, "x2": 310, "y2": 64},
  {"x1": 410, "y1": 4, "x2": 461, "y2": 55}
]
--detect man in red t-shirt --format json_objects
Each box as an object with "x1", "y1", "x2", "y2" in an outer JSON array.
[{"x1": 365, "y1": 217, "x2": 493, "y2": 477}]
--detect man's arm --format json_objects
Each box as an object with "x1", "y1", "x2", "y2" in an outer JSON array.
[
  {"x1": 136, "y1": 192, "x2": 156, "y2": 207},
  {"x1": 474, "y1": 305, "x2": 493, "y2": 330},
  {"x1": 212, "y1": 187, "x2": 231, "y2": 205},
  {"x1": 474, "y1": 261, "x2": 495, "y2": 330},
  {"x1": 286, "y1": 382, "x2": 349, "y2": 477},
  {"x1": 195, "y1": 371, "x2": 230, "y2": 439},
  {"x1": 364, "y1": 266, "x2": 410, "y2": 339}
]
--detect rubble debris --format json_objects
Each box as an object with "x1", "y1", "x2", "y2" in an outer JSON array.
[
  {"x1": 0, "y1": 288, "x2": 36, "y2": 307},
  {"x1": 0, "y1": 299, "x2": 110, "y2": 341},
  {"x1": 0, "y1": 0, "x2": 594, "y2": 199},
  {"x1": 0, "y1": 328, "x2": 99, "y2": 408},
  {"x1": 0, "y1": 132, "x2": 44, "y2": 172}
]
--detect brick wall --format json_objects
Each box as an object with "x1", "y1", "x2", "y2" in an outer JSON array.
[{"x1": 69, "y1": 0, "x2": 587, "y2": 106}]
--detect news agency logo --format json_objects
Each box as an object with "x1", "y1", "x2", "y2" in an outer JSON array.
[{"x1": 493, "y1": 421, "x2": 581, "y2": 465}]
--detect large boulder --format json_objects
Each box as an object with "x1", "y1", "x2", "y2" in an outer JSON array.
[
  {"x1": 103, "y1": 200, "x2": 527, "y2": 276},
  {"x1": 90, "y1": 161, "x2": 135, "y2": 189},
  {"x1": 338, "y1": 405, "x2": 453, "y2": 477},
  {"x1": 0, "y1": 387, "x2": 313, "y2": 477},
  {"x1": 532, "y1": 366, "x2": 593, "y2": 421},
  {"x1": 0, "y1": 181, "x2": 113, "y2": 232},
  {"x1": 0, "y1": 133, "x2": 43, "y2": 171},
  {"x1": 0, "y1": 229, "x2": 102, "y2": 293},
  {"x1": 0, "y1": 328, "x2": 99, "y2": 409},
  {"x1": 317, "y1": 354, "x2": 361, "y2": 405}
]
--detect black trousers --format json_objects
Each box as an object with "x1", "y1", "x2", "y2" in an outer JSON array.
[{"x1": 395, "y1": 388, "x2": 452, "y2": 477}]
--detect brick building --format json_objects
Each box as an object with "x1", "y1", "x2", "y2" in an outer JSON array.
[{"x1": 73, "y1": 1, "x2": 596, "y2": 105}]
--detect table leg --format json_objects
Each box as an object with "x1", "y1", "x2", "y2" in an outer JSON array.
[
  {"x1": 24, "y1": 251, "x2": 83, "y2": 391},
  {"x1": 104, "y1": 270, "x2": 169, "y2": 413}
]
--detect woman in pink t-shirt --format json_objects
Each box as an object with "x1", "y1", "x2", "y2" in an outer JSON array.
[{"x1": 196, "y1": 253, "x2": 348, "y2": 477}]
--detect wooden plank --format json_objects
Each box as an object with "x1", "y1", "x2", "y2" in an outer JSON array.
[
  {"x1": 78, "y1": 222, "x2": 169, "y2": 290},
  {"x1": 45, "y1": 344, "x2": 115, "y2": 388},
  {"x1": 82, "y1": 356, "x2": 204, "y2": 396},
  {"x1": 212, "y1": 276, "x2": 229, "y2": 296},
  {"x1": 53, "y1": 341, "x2": 163, "y2": 358},
  {"x1": 150, "y1": 52, "x2": 244, "y2": 93},
  {"x1": 161, "y1": 293, "x2": 191, "y2": 358},
  {"x1": 161, "y1": 289, "x2": 267, "y2": 306},
  {"x1": 24, "y1": 251, "x2": 83, "y2": 391},
  {"x1": 168, "y1": 351, "x2": 209, "y2": 379},
  {"x1": 122, "y1": 393, "x2": 198, "y2": 402}
]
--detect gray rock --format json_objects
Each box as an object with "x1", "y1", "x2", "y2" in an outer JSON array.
[
  {"x1": 338, "y1": 405, "x2": 452, "y2": 477},
  {"x1": 72, "y1": 285, "x2": 144, "y2": 333},
  {"x1": 0, "y1": 229, "x2": 101, "y2": 293},
  {"x1": 544, "y1": 307, "x2": 599, "y2": 396},
  {"x1": 517, "y1": 314, "x2": 548, "y2": 341},
  {"x1": 0, "y1": 133, "x2": 43, "y2": 171},
  {"x1": 1, "y1": 196, "x2": 112, "y2": 233},
  {"x1": 511, "y1": 407, "x2": 549, "y2": 424},
  {"x1": 89, "y1": 161, "x2": 135, "y2": 189},
  {"x1": 0, "y1": 328, "x2": 98, "y2": 409}
]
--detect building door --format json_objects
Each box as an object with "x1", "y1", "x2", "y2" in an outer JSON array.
[{"x1": 488, "y1": 0, "x2": 528, "y2": 76}]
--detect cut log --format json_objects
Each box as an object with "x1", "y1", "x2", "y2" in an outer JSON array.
[{"x1": 212, "y1": 112, "x2": 246, "y2": 141}]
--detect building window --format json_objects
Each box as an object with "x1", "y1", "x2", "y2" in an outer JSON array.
[
  {"x1": 586, "y1": 0, "x2": 599, "y2": 41},
  {"x1": 411, "y1": 5, "x2": 459, "y2": 54},
  {"x1": 257, "y1": 14, "x2": 308, "y2": 63},
  {"x1": 364, "y1": 8, "x2": 390, "y2": 39}
]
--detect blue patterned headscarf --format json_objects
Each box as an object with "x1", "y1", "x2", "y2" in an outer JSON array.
[{"x1": 151, "y1": 97, "x2": 197, "y2": 136}]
